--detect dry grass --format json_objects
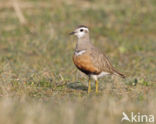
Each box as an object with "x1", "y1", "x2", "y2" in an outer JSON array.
[{"x1": 0, "y1": 0, "x2": 156, "y2": 124}]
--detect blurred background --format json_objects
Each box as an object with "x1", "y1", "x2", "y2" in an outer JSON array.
[{"x1": 0, "y1": 0, "x2": 156, "y2": 124}]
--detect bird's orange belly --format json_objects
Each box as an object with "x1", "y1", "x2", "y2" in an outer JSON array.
[{"x1": 73, "y1": 54, "x2": 100, "y2": 74}]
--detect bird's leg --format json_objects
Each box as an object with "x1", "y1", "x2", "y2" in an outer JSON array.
[
  {"x1": 95, "y1": 80, "x2": 98, "y2": 93},
  {"x1": 88, "y1": 78, "x2": 91, "y2": 93}
]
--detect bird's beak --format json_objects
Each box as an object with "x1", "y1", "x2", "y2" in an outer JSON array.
[{"x1": 69, "y1": 31, "x2": 75, "y2": 35}]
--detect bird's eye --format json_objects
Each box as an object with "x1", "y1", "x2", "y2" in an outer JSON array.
[{"x1": 80, "y1": 29, "x2": 83, "y2": 32}]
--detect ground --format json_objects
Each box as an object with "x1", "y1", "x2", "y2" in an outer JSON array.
[{"x1": 0, "y1": 0, "x2": 156, "y2": 124}]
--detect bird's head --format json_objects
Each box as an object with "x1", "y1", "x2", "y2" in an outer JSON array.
[{"x1": 69, "y1": 25, "x2": 89, "y2": 39}]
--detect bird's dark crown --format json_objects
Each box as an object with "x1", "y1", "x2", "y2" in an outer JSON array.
[{"x1": 77, "y1": 25, "x2": 88, "y2": 29}]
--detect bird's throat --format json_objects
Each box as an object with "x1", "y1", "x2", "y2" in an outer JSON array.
[{"x1": 76, "y1": 36, "x2": 91, "y2": 51}]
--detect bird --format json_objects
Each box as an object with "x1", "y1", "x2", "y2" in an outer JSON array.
[{"x1": 69, "y1": 25, "x2": 125, "y2": 93}]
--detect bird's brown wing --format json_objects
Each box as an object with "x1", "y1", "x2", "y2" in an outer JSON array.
[
  {"x1": 90, "y1": 47, "x2": 117, "y2": 74},
  {"x1": 73, "y1": 52, "x2": 101, "y2": 75},
  {"x1": 90, "y1": 46, "x2": 125, "y2": 78}
]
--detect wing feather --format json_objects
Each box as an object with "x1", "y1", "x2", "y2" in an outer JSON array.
[{"x1": 90, "y1": 47, "x2": 115, "y2": 74}]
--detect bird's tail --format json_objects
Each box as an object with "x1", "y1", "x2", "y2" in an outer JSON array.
[{"x1": 113, "y1": 69, "x2": 126, "y2": 78}]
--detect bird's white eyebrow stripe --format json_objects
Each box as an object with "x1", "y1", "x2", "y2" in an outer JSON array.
[
  {"x1": 77, "y1": 27, "x2": 89, "y2": 32},
  {"x1": 75, "y1": 50, "x2": 86, "y2": 56}
]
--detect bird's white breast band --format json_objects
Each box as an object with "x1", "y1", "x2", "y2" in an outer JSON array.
[{"x1": 75, "y1": 50, "x2": 86, "y2": 56}]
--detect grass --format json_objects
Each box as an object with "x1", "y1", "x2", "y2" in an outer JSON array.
[{"x1": 0, "y1": 0, "x2": 156, "y2": 123}]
